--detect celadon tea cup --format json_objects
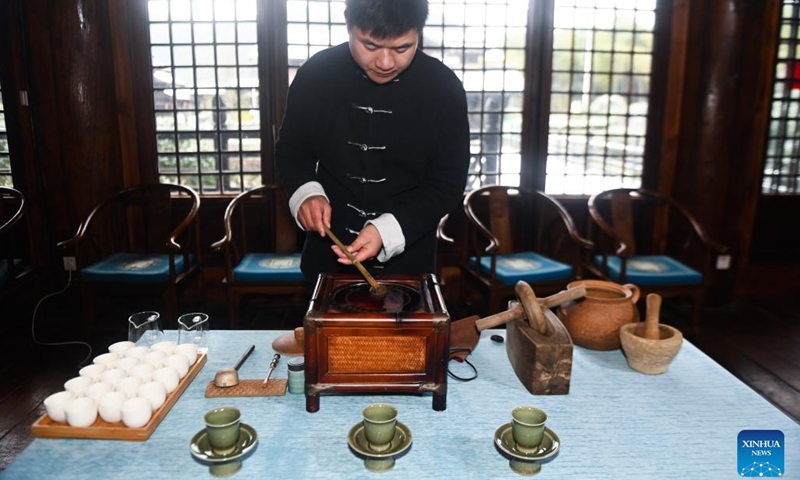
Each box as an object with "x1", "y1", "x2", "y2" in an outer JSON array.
[
  {"x1": 511, "y1": 406, "x2": 547, "y2": 453},
  {"x1": 362, "y1": 403, "x2": 398, "y2": 452},
  {"x1": 204, "y1": 406, "x2": 242, "y2": 455}
]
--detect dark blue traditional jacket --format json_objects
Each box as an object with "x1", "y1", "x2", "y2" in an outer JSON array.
[{"x1": 276, "y1": 42, "x2": 469, "y2": 280}]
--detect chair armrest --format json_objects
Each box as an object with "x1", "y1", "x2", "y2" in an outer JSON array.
[
  {"x1": 462, "y1": 194, "x2": 500, "y2": 255},
  {"x1": 165, "y1": 186, "x2": 201, "y2": 252},
  {"x1": 674, "y1": 203, "x2": 729, "y2": 254},
  {"x1": 210, "y1": 237, "x2": 229, "y2": 252},
  {"x1": 436, "y1": 214, "x2": 454, "y2": 246}
]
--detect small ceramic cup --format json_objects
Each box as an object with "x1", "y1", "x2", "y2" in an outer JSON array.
[
  {"x1": 116, "y1": 356, "x2": 141, "y2": 373},
  {"x1": 44, "y1": 391, "x2": 75, "y2": 423},
  {"x1": 78, "y1": 363, "x2": 107, "y2": 383},
  {"x1": 129, "y1": 363, "x2": 155, "y2": 382},
  {"x1": 64, "y1": 376, "x2": 93, "y2": 398},
  {"x1": 65, "y1": 397, "x2": 98, "y2": 427},
  {"x1": 121, "y1": 397, "x2": 152, "y2": 428},
  {"x1": 151, "y1": 366, "x2": 180, "y2": 394},
  {"x1": 114, "y1": 376, "x2": 143, "y2": 399},
  {"x1": 92, "y1": 352, "x2": 120, "y2": 368},
  {"x1": 101, "y1": 368, "x2": 127, "y2": 385},
  {"x1": 150, "y1": 340, "x2": 176, "y2": 356},
  {"x1": 98, "y1": 391, "x2": 127, "y2": 423},
  {"x1": 204, "y1": 406, "x2": 242, "y2": 455},
  {"x1": 174, "y1": 343, "x2": 198, "y2": 366},
  {"x1": 138, "y1": 381, "x2": 167, "y2": 411},
  {"x1": 362, "y1": 403, "x2": 398, "y2": 452},
  {"x1": 108, "y1": 340, "x2": 135, "y2": 356},
  {"x1": 163, "y1": 354, "x2": 190, "y2": 379},
  {"x1": 511, "y1": 406, "x2": 547, "y2": 453},
  {"x1": 84, "y1": 381, "x2": 114, "y2": 403},
  {"x1": 143, "y1": 350, "x2": 166, "y2": 369},
  {"x1": 124, "y1": 346, "x2": 150, "y2": 360}
]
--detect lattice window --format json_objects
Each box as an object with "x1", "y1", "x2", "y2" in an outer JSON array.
[
  {"x1": 763, "y1": 0, "x2": 800, "y2": 195},
  {"x1": 286, "y1": 0, "x2": 348, "y2": 83},
  {"x1": 544, "y1": 0, "x2": 655, "y2": 195},
  {"x1": 145, "y1": 0, "x2": 660, "y2": 194},
  {"x1": 423, "y1": 0, "x2": 528, "y2": 190},
  {"x1": 148, "y1": 0, "x2": 262, "y2": 194},
  {"x1": 0, "y1": 77, "x2": 11, "y2": 187}
]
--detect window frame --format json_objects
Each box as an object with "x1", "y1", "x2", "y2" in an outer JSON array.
[{"x1": 130, "y1": 0, "x2": 670, "y2": 198}]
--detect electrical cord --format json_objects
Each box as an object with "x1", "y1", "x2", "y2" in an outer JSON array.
[
  {"x1": 30, "y1": 270, "x2": 93, "y2": 368},
  {"x1": 447, "y1": 348, "x2": 478, "y2": 381}
]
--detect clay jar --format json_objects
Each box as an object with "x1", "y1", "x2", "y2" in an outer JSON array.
[{"x1": 557, "y1": 280, "x2": 640, "y2": 350}]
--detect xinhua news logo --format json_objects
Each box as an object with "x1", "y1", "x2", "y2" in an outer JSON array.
[{"x1": 738, "y1": 430, "x2": 784, "y2": 477}]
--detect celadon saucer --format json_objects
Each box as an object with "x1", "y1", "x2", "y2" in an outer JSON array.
[
  {"x1": 494, "y1": 423, "x2": 560, "y2": 476},
  {"x1": 190, "y1": 423, "x2": 258, "y2": 477},
  {"x1": 347, "y1": 420, "x2": 413, "y2": 472}
]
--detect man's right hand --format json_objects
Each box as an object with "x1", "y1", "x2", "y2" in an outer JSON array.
[{"x1": 297, "y1": 195, "x2": 331, "y2": 237}]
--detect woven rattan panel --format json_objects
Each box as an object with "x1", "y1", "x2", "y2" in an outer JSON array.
[{"x1": 327, "y1": 336, "x2": 425, "y2": 373}]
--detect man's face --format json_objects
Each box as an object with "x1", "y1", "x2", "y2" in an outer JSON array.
[{"x1": 348, "y1": 26, "x2": 419, "y2": 84}]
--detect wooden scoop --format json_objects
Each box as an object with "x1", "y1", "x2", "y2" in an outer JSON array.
[{"x1": 323, "y1": 224, "x2": 386, "y2": 297}]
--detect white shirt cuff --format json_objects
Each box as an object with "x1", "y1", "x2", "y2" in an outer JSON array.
[
  {"x1": 288, "y1": 181, "x2": 328, "y2": 230},
  {"x1": 367, "y1": 214, "x2": 405, "y2": 262}
]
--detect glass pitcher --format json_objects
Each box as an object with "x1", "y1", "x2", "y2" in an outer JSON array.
[
  {"x1": 177, "y1": 312, "x2": 210, "y2": 353},
  {"x1": 128, "y1": 311, "x2": 163, "y2": 347}
]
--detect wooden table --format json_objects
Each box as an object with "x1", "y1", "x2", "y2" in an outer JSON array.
[{"x1": 4, "y1": 330, "x2": 799, "y2": 479}]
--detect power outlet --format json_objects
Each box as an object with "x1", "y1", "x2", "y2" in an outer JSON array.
[{"x1": 63, "y1": 256, "x2": 77, "y2": 271}]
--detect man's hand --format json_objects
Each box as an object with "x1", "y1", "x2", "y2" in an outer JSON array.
[
  {"x1": 297, "y1": 195, "x2": 331, "y2": 236},
  {"x1": 332, "y1": 224, "x2": 383, "y2": 264}
]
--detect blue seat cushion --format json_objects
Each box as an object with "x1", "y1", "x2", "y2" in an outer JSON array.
[
  {"x1": 0, "y1": 259, "x2": 23, "y2": 285},
  {"x1": 233, "y1": 253, "x2": 305, "y2": 283},
  {"x1": 81, "y1": 252, "x2": 188, "y2": 283},
  {"x1": 594, "y1": 254, "x2": 703, "y2": 286},
  {"x1": 469, "y1": 251, "x2": 573, "y2": 285}
]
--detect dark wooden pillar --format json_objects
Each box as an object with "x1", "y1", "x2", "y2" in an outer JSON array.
[
  {"x1": 23, "y1": 0, "x2": 124, "y2": 241},
  {"x1": 678, "y1": 0, "x2": 750, "y2": 238}
]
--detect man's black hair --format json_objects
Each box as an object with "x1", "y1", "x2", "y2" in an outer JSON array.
[{"x1": 344, "y1": 0, "x2": 429, "y2": 39}]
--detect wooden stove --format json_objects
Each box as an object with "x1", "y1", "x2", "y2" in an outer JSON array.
[{"x1": 303, "y1": 273, "x2": 450, "y2": 412}]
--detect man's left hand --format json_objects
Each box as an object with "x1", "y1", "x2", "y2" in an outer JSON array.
[{"x1": 331, "y1": 224, "x2": 383, "y2": 264}]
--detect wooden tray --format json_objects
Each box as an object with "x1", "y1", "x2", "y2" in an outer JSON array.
[{"x1": 30, "y1": 353, "x2": 207, "y2": 441}]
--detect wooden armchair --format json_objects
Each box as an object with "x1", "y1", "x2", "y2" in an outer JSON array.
[
  {"x1": 211, "y1": 184, "x2": 309, "y2": 328},
  {"x1": 0, "y1": 187, "x2": 36, "y2": 298},
  {"x1": 461, "y1": 186, "x2": 593, "y2": 316},
  {"x1": 586, "y1": 188, "x2": 729, "y2": 328},
  {"x1": 58, "y1": 183, "x2": 202, "y2": 332}
]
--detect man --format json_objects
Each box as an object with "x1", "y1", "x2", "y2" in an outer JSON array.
[{"x1": 276, "y1": 0, "x2": 469, "y2": 281}]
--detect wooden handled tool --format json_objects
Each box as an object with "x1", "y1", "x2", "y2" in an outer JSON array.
[
  {"x1": 323, "y1": 225, "x2": 386, "y2": 297},
  {"x1": 474, "y1": 284, "x2": 587, "y2": 333}
]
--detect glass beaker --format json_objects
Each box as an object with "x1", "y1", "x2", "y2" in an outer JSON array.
[
  {"x1": 177, "y1": 312, "x2": 210, "y2": 353},
  {"x1": 128, "y1": 311, "x2": 163, "y2": 347}
]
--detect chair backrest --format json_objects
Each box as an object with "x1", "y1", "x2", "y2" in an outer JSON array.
[
  {"x1": 61, "y1": 183, "x2": 201, "y2": 266},
  {"x1": 588, "y1": 188, "x2": 719, "y2": 261},
  {"x1": 0, "y1": 187, "x2": 27, "y2": 281},
  {"x1": 463, "y1": 185, "x2": 589, "y2": 262},
  {"x1": 216, "y1": 184, "x2": 300, "y2": 264}
]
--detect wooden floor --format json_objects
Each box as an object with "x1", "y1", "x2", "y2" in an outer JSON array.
[{"x1": 1, "y1": 292, "x2": 799, "y2": 472}]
